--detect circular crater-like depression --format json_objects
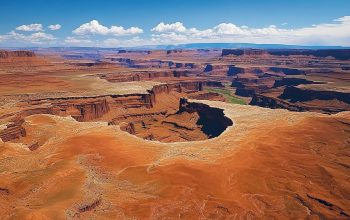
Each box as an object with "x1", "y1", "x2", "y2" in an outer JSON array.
[{"x1": 118, "y1": 98, "x2": 233, "y2": 143}]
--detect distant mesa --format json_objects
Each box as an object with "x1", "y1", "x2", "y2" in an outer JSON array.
[
  {"x1": 222, "y1": 48, "x2": 350, "y2": 60},
  {"x1": 0, "y1": 50, "x2": 35, "y2": 58}
]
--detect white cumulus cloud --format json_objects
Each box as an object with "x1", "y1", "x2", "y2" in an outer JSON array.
[
  {"x1": 151, "y1": 22, "x2": 187, "y2": 33},
  {"x1": 150, "y1": 16, "x2": 350, "y2": 46},
  {"x1": 29, "y1": 32, "x2": 56, "y2": 42},
  {"x1": 0, "y1": 31, "x2": 56, "y2": 44},
  {"x1": 73, "y1": 20, "x2": 143, "y2": 36},
  {"x1": 213, "y1": 23, "x2": 248, "y2": 35},
  {"x1": 15, "y1": 24, "x2": 43, "y2": 32},
  {"x1": 48, "y1": 24, "x2": 61, "y2": 31},
  {"x1": 2, "y1": 16, "x2": 350, "y2": 47}
]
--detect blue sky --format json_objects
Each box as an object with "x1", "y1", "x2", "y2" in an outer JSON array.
[{"x1": 1, "y1": 0, "x2": 350, "y2": 47}]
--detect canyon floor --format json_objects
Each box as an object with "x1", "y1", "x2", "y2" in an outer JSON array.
[{"x1": 0, "y1": 48, "x2": 349, "y2": 219}]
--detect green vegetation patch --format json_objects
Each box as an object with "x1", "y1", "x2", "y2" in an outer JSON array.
[{"x1": 205, "y1": 87, "x2": 246, "y2": 105}]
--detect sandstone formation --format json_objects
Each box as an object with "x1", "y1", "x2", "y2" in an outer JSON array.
[
  {"x1": 0, "y1": 50, "x2": 35, "y2": 58},
  {"x1": 0, "y1": 48, "x2": 349, "y2": 219},
  {"x1": 222, "y1": 48, "x2": 350, "y2": 60}
]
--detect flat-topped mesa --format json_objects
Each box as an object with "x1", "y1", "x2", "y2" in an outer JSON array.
[
  {"x1": 278, "y1": 86, "x2": 350, "y2": 105},
  {"x1": 109, "y1": 56, "x2": 198, "y2": 69},
  {"x1": 0, "y1": 50, "x2": 35, "y2": 58},
  {"x1": 227, "y1": 66, "x2": 245, "y2": 76},
  {"x1": 249, "y1": 94, "x2": 305, "y2": 112},
  {"x1": 202, "y1": 64, "x2": 241, "y2": 76},
  {"x1": 188, "y1": 92, "x2": 226, "y2": 102},
  {"x1": 0, "y1": 81, "x2": 205, "y2": 143},
  {"x1": 273, "y1": 78, "x2": 316, "y2": 88},
  {"x1": 148, "y1": 81, "x2": 203, "y2": 105},
  {"x1": 268, "y1": 49, "x2": 350, "y2": 60},
  {"x1": 268, "y1": 67, "x2": 305, "y2": 75},
  {"x1": 98, "y1": 69, "x2": 192, "y2": 83},
  {"x1": 222, "y1": 49, "x2": 268, "y2": 56},
  {"x1": 72, "y1": 61, "x2": 112, "y2": 68},
  {"x1": 222, "y1": 48, "x2": 350, "y2": 60},
  {"x1": 232, "y1": 77, "x2": 276, "y2": 97},
  {"x1": 250, "y1": 86, "x2": 350, "y2": 113},
  {"x1": 110, "y1": 58, "x2": 135, "y2": 67},
  {"x1": 0, "y1": 50, "x2": 46, "y2": 72},
  {"x1": 203, "y1": 81, "x2": 225, "y2": 87},
  {"x1": 166, "y1": 49, "x2": 183, "y2": 55}
]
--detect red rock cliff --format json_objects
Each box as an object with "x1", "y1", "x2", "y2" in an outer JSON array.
[{"x1": 0, "y1": 50, "x2": 36, "y2": 58}]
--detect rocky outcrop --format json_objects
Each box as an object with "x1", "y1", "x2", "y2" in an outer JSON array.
[
  {"x1": 119, "y1": 122, "x2": 136, "y2": 135},
  {"x1": 204, "y1": 64, "x2": 213, "y2": 72},
  {"x1": 0, "y1": 81, "x2": 211, "y2": 143},
  {"x1": 222, "y1": 49, "x2": 350, "y2": 60},
  {"x1": 167, "y1": 50, "x2": 183, "y2": 55},
  {"x1": 231, "y1": 77, "x2": 275, "y2": 96},
  {"x1": 78, "y1": 199, "x2": 101, "y2": 213},
  {"x1": 235, "y1": 88, "x2": 256, "y2": 97},
  {"x1": 221, "y1": 49, "x2": 268, "y2": 56},
  {"x1": 116, "y1": 50, "x2": 150, "y2": 54},
  {"x1": 0, "y1": 50, "x2": 35, "y2": 58},
  {"x1": 269, "y1": 67, "x2": 305, "y2": 75},
  {"x1": 250, "y1": 94, "x2": 304, "y2": 111},
  {"x1": 18, "y1": 98, "x2": 111, "y2": 123},
  {"x1": 63, "y1": 53, "x2": 102, "y2": 60},
  {"x1": 111, "y1": 57, "x2": 134, "y2": 64},
  {"x1": 175, "y1": 63, "x2": 183, "y2": 68},
  {"x1": 168, "y1": 61, "x2": 174, "y2": 67},
  {"x1": 0, "y1": 119, "x2": 26, "y2": 142},
  {"x1": 149, "y1": 81, "x2": 203, "y2": 103},
  {"x1": 268, "y1": 49, "x2": 350, "y2": 60},
  {"x1": 0, "y1": 107, "x2": 54, "y2": 141},
  {"x1": 70, "y1": 99, "x2": 110, "y2": 121},
  {"x1": 203, "y1": 81, "x2": 224, "y2": 87},
  {"x1": 0, "y1": 188, "x2": 10, "y2": 195},
  {"x1": 28, "y1": 142, "x2": 40, "y2": 151},
  {"x1": 184, "y1": 63, "x2": 196, "y2": 68},
  {"x1": 273, "y1": 78, "x2": 316, "y2": 88},
  {"x1": 279, "y1": 86, "x2": 350, "y2": 105},
  {"x1": 203, "y1": 64, "x2": 235, "y2": 75},
  {"x1": 0, "y1": 82, "x2": 205, "y2": 142},
  {"x1": 98, "y1": 69, "x2": 191, "y2": 82},
  {"x1": 73, "y1": 62, "x2": 110, "y2": 67},
  {"x1": 172, "y1": 70, "x2": 189, "y2": 77},
  {"x1": 188, "y1": 92, "x2": 226, "y2": 102},
  {"x1": 0, "y1": 97, "x2": 126, "y2": 142},
  {"x1": 179, "y1": 81, "x2": 203, "y2": 92},
  {"x1": 250, "y1": 86, "x2": 350, "y2": 113},
  {"x1": 227, "y1": 66, "x2": 244, "y2": 76}
]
